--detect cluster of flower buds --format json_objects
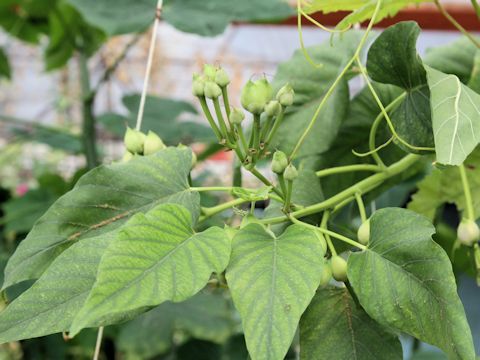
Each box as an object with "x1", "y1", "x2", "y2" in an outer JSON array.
[{"x1": 123, "y1": 127, "x2": 166, "y2": 157}]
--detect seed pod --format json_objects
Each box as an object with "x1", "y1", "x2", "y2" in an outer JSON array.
[
  {"x1": 457, "y1": 219, "x2": 480, "y2": 246},
  {"x1": 331, "y1": 255, "x2": 348, "y2": 282},
  {"x1": 357, "y1": 219, "x2": 370, "y2": 245},
  {"x1": 230, "y1": 107, "x2": 245, "y2": 125},
  {"x1": 192, "y1": 73, "x2": 206, "y2": 97},
  {"x1": 276, "y1": 83, "x2": 294, "y2": 107},
  {"x1": 124, "y1": 127, "x2": 146, "y2": 154},
  {"x1": 204, "y1": 81, "x2": 222, "y2": 99},
  {"x1": 143, "y1": 131, "x2": 166, "y2": 156},
  {"x1": 214, "y1": 68, "x2": 230, "y2": 87},
  {"x1": 283, "y1": 163, "x2": 298, "y2": 181},
  {"x1": 271, "y1": 150, "x2": 288, "y2": 174},
  {"x1": 203, "y1": 64, "x2": 217, "y2": 80},
  {"x1": 319, "y1": 261, "x2": 332, "y2": 287},
  {"x1": 264, "y1": 100, "x2": 282, "y2": 117},
  {"x1": 241, "y1": 78, "x2": 273, "y2": 115}
]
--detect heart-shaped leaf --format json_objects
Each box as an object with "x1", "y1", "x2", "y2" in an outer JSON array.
[
  {"x1": 426, "y1": 66, "x2": 480, "y2": 165},
  {"x1": 2, "y1": 148, "x2": 198, "y2": 289},
  {"x1": 348, "y1": 208, "x2": 475, "y2": 360},
  {"x1": 70, "y1": 203, "x2": 230, "y2": 335},
  {"x1": 300, "y1": 287, "x2": 402, "y2": 360},
  {"x1": 366, "y1": 21, "x2": 434, "y2": 151},
  {"x1": 226, "y1": 224, "x2": 324, "y2": 360}
]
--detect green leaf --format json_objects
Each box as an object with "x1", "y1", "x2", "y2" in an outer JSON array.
[
  {"x1": 426, "y1": 66, "x2": 480, "y2": 165},
  {"x1": 226, "y1": 224, "x2": 325, "y2": 360},
  {"x1": 67, "y1": 0, "x2": 293, "y2": 36},
  {"x1": 11, "y1": 124, "x2": 83, "y2": 153},
  {"x1": 271, "y1": 32, "x2": 363, "y2": 158},
  {"x1": 366, "y1": 21, "x2": 434, "y2": 151},
  {"x1": 0, "y1": 47, "x2": 10, "y2": 79},
  {"x1": 300, "y1": 287, "x2": 402, "y2": 360},
  {"x1": 348, "y1": 208, "x2": 475, "y2": 360},
  {"x1": 118, "y1": 291, "x2": 236, "y2": 359},
  {"x1": 303, "y1": 0, "x2": 430, "y2": 31},
  {"x1": 70, "y1": 203, "x2": 230, "y2": 335},
  {"x1": 468, "y1": 51, "x2": 480, "y2": 93},
  {"x1": 98, "y1": 95, "x2": 214, "y2": 145},
  {"x1": 408, "y1": 147, "x2": 480, "y2": 220},
  {"x1": 2, "y1": 148, "x2": 198, "y2": 289},
  {"x1": 424, "y1": 37, "x2": 479, "y2": 85},
  {"x1": 0, "y1": 233, "x2": 113, "y2": 343},
  {"x1": 0, "y1": 196, "x2": 199, "y2": 344}
]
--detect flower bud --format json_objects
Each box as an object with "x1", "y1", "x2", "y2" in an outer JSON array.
[
  {"x1": 276, "y1": 83, "x2": 294, "y2": 107},
  {"x1": 319, "y1": 262, "x2": 332, "y2": 287},
  {"x1": 357, "y1": 219, "x2": 370, "y2": 245},
  {"x1": 143, "y1": 131, "x2": 166, "y2": 156},
  {"x1": 121, "y1": 151, "x2": 133, "y2": 163},
  {"x1": 124, "y1": 127, "x2": 146, "y2": 154},
  {"x1": 204, "y1": 81, "x2": 222, "y2": 99},
  {"x1": 192, "y1": 73, "x2": 205, "y2": 97},
  {"x1": 214, "y1": 68, "x2": 230, "y2": 87},
  {"x1": 241, "y1": 78, "x2": 273, "y2": 115},
  {"x1": 230, "y1": 107, "x2": 245, "y2": 125},
  {"x1": 271, "y1": 150, "x2": 288, "y2": 174},
  {"x1": 331, "y1": 255, "x2": 348, "y2": 282},
  {"x1": 203, "y1": 64, "x2": 217, "y2": 80},
  {"x1": 264, "y1": 100, "x2": 282, "y2": 117},
  {"x1": 457, "y1": 219, "x2": 480, "y2": 246},
  {"x1": 283, "y1": 163, "x2": 298, "y2": 181}
]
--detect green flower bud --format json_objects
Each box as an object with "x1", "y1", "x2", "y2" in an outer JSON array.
[
  {"x1": 215, "y1": 68, "x2": 230, "y2": 87},
  {"x1": 230, "y1": 107, "x2": 245, "y2": 125},
  {"x1": 121, "y1": 151, "x2": 133, "y2": 163},
  {"x1": 357, "y1": 218, "x2": 370, "y2": 245},
  {"x1": 283, "y1": 163, "x2": 298, "y2": 181},
  {"x1": 276, "y1": 83, "x2": 294, "y2": 107},
  {"x1": 241, "y1": 78, "x2": 273, "y2": 115},
  {"x1": 271, "y1": 150, "x2": 288, "y2": 174},
  {"x1": 143, "y1": 131, "x2": 166, "y2": 156},
  {"x1": 192, "y1": 73, "x2": 205, "y2": 97},
  {"x1": 319, "y1": 261, "x2": 332, "y2": 287},
  {"x1": 203, "y1": 64, "x2": 217, "y2": 80},
  {"x1": 124, "y1": 127, "x2": 146, "y2": 154},
  {"x1": 264, "y1": 100, "x2": 282, "y2": 117},
  {"x1": 457, "y1": 219, "x2": 480, "y2": 246},
  {"x1": 331, "y1": 255, "x2": 348, "y2": 282},
  {"x1": 204, "y1": 81, "x2": 222, "y2": 99}
]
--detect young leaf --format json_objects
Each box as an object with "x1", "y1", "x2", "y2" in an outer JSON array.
[
  {"x1": 366, "y1": 21, "x2": 434, "y2": 151},
  {"x1": 348, "y1": 208, "x2": 475, "y2": 360},
  {"x1": 70, "y1": 203, "x2": 230, "y2": 336},
  {"x1": 300, "y1": 287, "x2": 402, "y2": 360},
  {"x1": 426, "y1": 66, "x2": 480, "y2": 166},
  {"x1": 2, "y1": 147, "x2": 198, "y2": 289},
  {"x1": 408, "y1": 147, "x2": 480, "y2": 220},
  {"x1": 303, "y1": 0, "x2": 429, "y2": 31},
  {"x1": 226, "y1": 224, "x2": 325, "y2": 360},
  {"x1": 271, "y1": 32, "x2": 363, "y2": 158}
]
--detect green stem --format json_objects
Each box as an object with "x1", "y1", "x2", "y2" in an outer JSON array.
[
  {"x1": 316, "y1": 164, "x2": 381, "y2": 178},
  {"x1": 236, "y1": 124, "x2": 249, "y2": 154},
  {"x1": 290, "y1": 216, "x2": 366, "y2": 250},
  {"x1": 471, "y1": 0, "x2": 480, "y2": 20},
  {"x1": 221, "y1": 87, "x2": 231, "y2": 119},
  {"x1": 283, "y1": 180, "x2": 293, "y2": 212},
  {"x1": 277, "y1": 173, "x2": 287, "y2": 196},
  {"x1": 434, "y1": 0, "x2": 480, "y2": 49},
  {"x1": 368, "y1": 92, "x2": 407, "y2": 168},
  {"x1": 459, "y1": 163, "x2": 475, "y2": 221},
  {"x1": 264, "y1": 112, "x2": 284, "y2": 152},
  {"x1": 355, "y1": 192, "x2": 368, "y2": 223},
  {"x1": 199, "y1": 96, "x2": 223, "y2": 142},
  {"x1": 200, "y1": 198, "x2": 249, "y2": 220},
  {"x1": 78, "y1": 51, "x2": 99, "y2": 169},
  {"x1": 260, "y1": 115, "x2": 275, "y2": 143},
  {"x1": 213, "y1": 98, "x2": 231, "y2": 142},
  {"x1": 288, "y1": 0, "x2": 383, "y2": 162},
  {"x1": 261, "y1": 154, "x2": 420, "y2": 224},
  {"x1": 252, "y1": 114, "x2": 261, "y2": 152}
]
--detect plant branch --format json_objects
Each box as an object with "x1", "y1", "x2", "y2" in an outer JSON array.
[
  {"x1": 355, "y1": 192, "x2": 368, "y2": 223},
  {"x1": 315, "y1": 164, "x2": 381, "y2": 178},
  {"x1": 200, "y1": 198, "x2": 249, "y2": 220},
  {"x1": 321, "y1": 211, "x2": 336, "y2": 256},
  {"x1": 261, "y1": 154, "x2": 420, "y2": 224},
  {"x1": 93, "y1": 326, "x2": 104, "y2": 360},
  {"x1": 459, "y1": 163, "x2": 475, "y2": 221}
]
